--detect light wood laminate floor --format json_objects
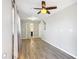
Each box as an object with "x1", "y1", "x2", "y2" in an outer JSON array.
[{"x1": 18, "y1": 38, "x2": 75, "y2": 59}]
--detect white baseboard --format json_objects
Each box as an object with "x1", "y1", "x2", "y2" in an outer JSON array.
[
  {"x1": 52, "y1": 45, "x2": 77, "y2": 58},
  {"x1": 43, "y1": 40, "x2": 77, "y2": 58}
]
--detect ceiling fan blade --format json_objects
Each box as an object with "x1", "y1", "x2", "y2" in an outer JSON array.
[
  {"x1": 34, "y1": 8, "x2": 42, "y2": 10},
  {"x1": 47, "y1": 10, "x2": 50, "y2": 14},
  {"x1": 37, "y1": 11, "x2": 41, "y2": 14},
  {"x1": 46, "y1": 6, "x2": 57, "y2": 10}
]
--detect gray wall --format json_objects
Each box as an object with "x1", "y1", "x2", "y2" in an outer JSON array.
[{"x1": 42, "y1": 3, "x2": 77, "y2": 57}]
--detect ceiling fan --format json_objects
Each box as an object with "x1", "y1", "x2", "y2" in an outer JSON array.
[{"x1": 34, "y1": 1, "x2": 57, "y2": 14}]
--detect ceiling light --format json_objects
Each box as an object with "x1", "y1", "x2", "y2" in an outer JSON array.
[
  {"x1": 27, "y1": 17, "x2": 38, "y2": 21},
  {"x1": 41, "y1": 9, "x2": 47, "y2": 14}
]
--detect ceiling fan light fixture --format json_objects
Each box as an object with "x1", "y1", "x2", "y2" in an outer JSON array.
[
  {"x1": 41, "y1": 9, "x2": 47, "y2": 14},
  {"x1": 34, "y1": 1, "x2": 57, "y2": 14}
]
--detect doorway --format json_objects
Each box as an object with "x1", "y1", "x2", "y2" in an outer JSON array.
[{"x1": 21, "y1": 20, "x2": 40, "y2": 39}]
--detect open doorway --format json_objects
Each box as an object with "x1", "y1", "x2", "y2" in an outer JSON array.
[{"x1": 21, "y1": 20, "x2": 41, "y2": 39}]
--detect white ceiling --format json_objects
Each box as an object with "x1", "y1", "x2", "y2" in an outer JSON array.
[{"x1": 15, "y1": 0, "x2": 76, "y2": 20}]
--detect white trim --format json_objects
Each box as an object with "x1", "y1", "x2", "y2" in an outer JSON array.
[{"x1": 43, "y1": 39, "x2": 77, "y2": 58}]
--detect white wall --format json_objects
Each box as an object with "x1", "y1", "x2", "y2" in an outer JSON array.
[
  {"x1": 39, "y1": 21, "x2": 45, "y2": 38},
  {"x1": 43, "y1": 3, "x2": 77, "y2": 57},
  {"x1": 21, "y1": 21, "x2": 26, "y2": 39},
  {"x1": 2, "y1": 0, "x2": 12, "y2": 59}
]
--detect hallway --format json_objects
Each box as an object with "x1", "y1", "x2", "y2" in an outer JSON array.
[
  {"x1": 2, "y1": 0, "x2": 77, "y2": 59},
  {"x1": 18, "y1": 38, "x2": 75, "y2": 59}
]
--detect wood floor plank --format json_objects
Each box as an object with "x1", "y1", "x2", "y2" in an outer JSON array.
[{"x1": 18, "y1": 38, "x2": 76, "y2": 59}]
